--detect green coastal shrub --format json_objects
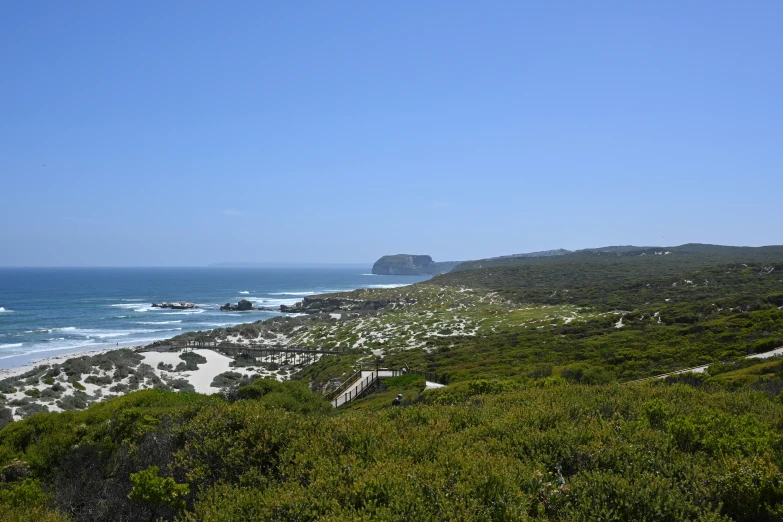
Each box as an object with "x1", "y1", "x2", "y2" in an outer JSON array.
[
  {"x1": 128, "y1": 465, "x2": 189, "y2": 520},
  {"x1": 40, "y1": 388, "x2": 60, "y2": 401},
  {"x1": 57, "y1": 393, "x2": 88, "y2": 411},
  {"x1": 0, "y1": 408, "x2": 12, "y2": 431},
  {"x1": 177, "y1": 352, "x2": 207, "y2": 372},
  {"x1": 110, "y1": 383, "x2": 130, "y2": 393},
  {"x1": 113, "y1": 366, "x2": 131, "y2": 380},
  {"x1": 560, "y1": 363, "x2": 614, "y2": 384},
  {"x1": 210, "y1": 372, "x2": 248, "y2": 389},
  {"x1": 229, "y1": 353, "x2": 258, "y2": 368},
  {"x1": 1, "y1": 383, "x2": 783, "y2": 519},
  {"x1": 716, "y1": 457, "x2": 783, "y2": 521},
  {"x1": 0, "y1": 506, "x2": 68, "y2": 522},
  {"x1": 425, "y1": 378, "x2": 516, "y2": 404},
  {"x1": 23, "y1": 389, "x2": 41, "y2": 399},
  {"x1": 168, "y1": 379, "x2": 196, "y2": 393},
  {"x1": 85, "y1": 375, "x2": 112, "y2": 386},
  {"x1": 236, "y1": 378, "x2": 332, "y2": 415},
  {"x1": 16, "y1": 404, "x2": 48, "y2": 419}
]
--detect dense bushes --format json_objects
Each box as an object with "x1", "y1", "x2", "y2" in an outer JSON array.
[
  {"x1": 179, "y1": 383, "x2": 783, "y2": 520},
  {"x1": 3, "y1": 383, "x2": 783, "y2": 520},
  {"x1": 235, "y1": 378, "x2": 332, "y2": 415}
]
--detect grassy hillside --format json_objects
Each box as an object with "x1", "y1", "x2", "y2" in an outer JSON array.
[{"x1": 3, "y1": 245, "x2": 783, "y2": 520}]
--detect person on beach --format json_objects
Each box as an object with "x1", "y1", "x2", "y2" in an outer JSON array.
[{"x1": 392, "y1": 393, "x2": 402, "y2": 406}]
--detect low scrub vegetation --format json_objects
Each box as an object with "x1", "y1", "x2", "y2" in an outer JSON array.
[
  {"x1": 2, "y1": 382, "x2": 783, "y2": 520},
  {"x1": 3, "y1": 246, "x2": 783, "y2": 520}
]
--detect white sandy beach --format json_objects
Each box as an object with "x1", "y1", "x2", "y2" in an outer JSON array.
[{"x1": 0, "y1": 347, "x2": 121, "y2": 380}]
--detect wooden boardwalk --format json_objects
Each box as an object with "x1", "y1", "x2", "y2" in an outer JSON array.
[
  {"x1": 136, "y1": 341, "x2": 417, "y2": 406},
  {"x1": 624, "y1": 345, "x2": 783, "y2": 384},
  {"x1": 136, "y1": 340, "x2": 340, "y2": 366},
  {"x1": 328, "y1": 367, "x2": 408, "y2": 408}
]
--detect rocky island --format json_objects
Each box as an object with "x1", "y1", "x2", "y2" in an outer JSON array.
[
  {"x1": 220, "y1": 299, "x2": 255, "y2": 311},
  {"x1": 371, "y1": 254, "x2": 460, "y2": 275}
]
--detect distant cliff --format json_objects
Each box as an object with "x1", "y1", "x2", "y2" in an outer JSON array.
[{"x1": 372, "y1": 255, "x2": 459, "y2": 275}]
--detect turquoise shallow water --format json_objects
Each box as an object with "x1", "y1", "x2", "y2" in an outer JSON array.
[{"x1": 0, "y1": 267, "x2": 429, "y2": 368}]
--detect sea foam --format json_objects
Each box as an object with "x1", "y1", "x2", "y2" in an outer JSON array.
[
  {"x1": 166, "y1": 309, "x2": 205, "y2": 315},
  {"x1": 52, "y1": 327, "x2": 183, "y2": 339},
  {"x1": 268, "y1": 290, "x2": 343, "y2": 296},
  {"x1": 248, "y1": 297, "x2": 301, "y2": 307},
  {"x1": 110, "y1": 303, "x2": 154, "y2": 313}
]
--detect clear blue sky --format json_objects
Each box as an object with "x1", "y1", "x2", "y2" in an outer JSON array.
[{"x1": 2, "y1": 2, "x2": 781, "y2": 266}]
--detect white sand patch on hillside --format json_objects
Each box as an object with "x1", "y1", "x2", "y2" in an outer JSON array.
[
  {"x1": 140, "y1": 351, "x2": 184, "y2": 369},
  {"x1": 141, "y1": 349, "x2": 233, "y2": 394},
  {"x1": 186, "y1": 350, "x2": 234, "y2": 393}
]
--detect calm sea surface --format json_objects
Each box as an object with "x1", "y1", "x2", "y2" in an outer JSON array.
[{"x1": 0, "y1": 267, "x2": 429, "y2": 368}]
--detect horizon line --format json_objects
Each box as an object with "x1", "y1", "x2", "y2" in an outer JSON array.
[{"x1": 0, "y1": 263, "x2": 375, "y2": 269}]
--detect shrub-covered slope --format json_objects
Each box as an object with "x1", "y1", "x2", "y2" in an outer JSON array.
[
  {"x1": 4, "y1": 246, "x2": 783, "y2": 520},
  {"x1": 4, "y1": 382, "x2": 783, "y2": 520}
]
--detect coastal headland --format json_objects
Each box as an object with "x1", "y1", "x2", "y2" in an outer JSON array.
[{"x1": 4, "y1": 244, "x2": 783, "y2": 519}]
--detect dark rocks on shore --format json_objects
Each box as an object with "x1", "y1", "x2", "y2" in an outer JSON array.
[
  {"x1": 151, "y1": 302, "x2": 197, "y2": 309},
  {"x1": 280, "y1": 295, "x2": 403, "y2": 314},
  {"x1": 220, "y1": 299, "x2": 255, "y2": 312}
]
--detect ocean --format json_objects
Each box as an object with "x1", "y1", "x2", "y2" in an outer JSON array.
[{"x1": 0, "y1": 267, "x2": 429, "y2": 368}]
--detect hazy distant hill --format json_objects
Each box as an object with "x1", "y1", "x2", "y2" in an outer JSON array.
[
  {"x1": 451, "y1": 244, "x2": 783, "y2": 272},
  {"x1": 452, "y1": 248, "x2": 570, "y2": 271}
]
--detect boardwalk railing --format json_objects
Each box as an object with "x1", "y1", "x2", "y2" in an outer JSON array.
[
  {"x1": 332, "y1": 372, "x2": 378, "y2": 408},
  {"x1": 623, "y1": 365, "x2": 709, "y2": 384},
  {"x1": 330, "y1": 368, "x2": 408, "y2": 408},
  {"x1": 326, "y1": 369, "x2": 364, "y2": 402}
]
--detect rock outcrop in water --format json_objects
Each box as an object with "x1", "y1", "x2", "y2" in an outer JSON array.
[
  {"x1": 151, "y1": 302, "x2": 197, "y2": 309},
  {"x1": 220, "y1": 299, "x2": 255, "y2": 312},
  {"x1": 371, "y1": 255, "x2": 459, "y2": 275}
]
